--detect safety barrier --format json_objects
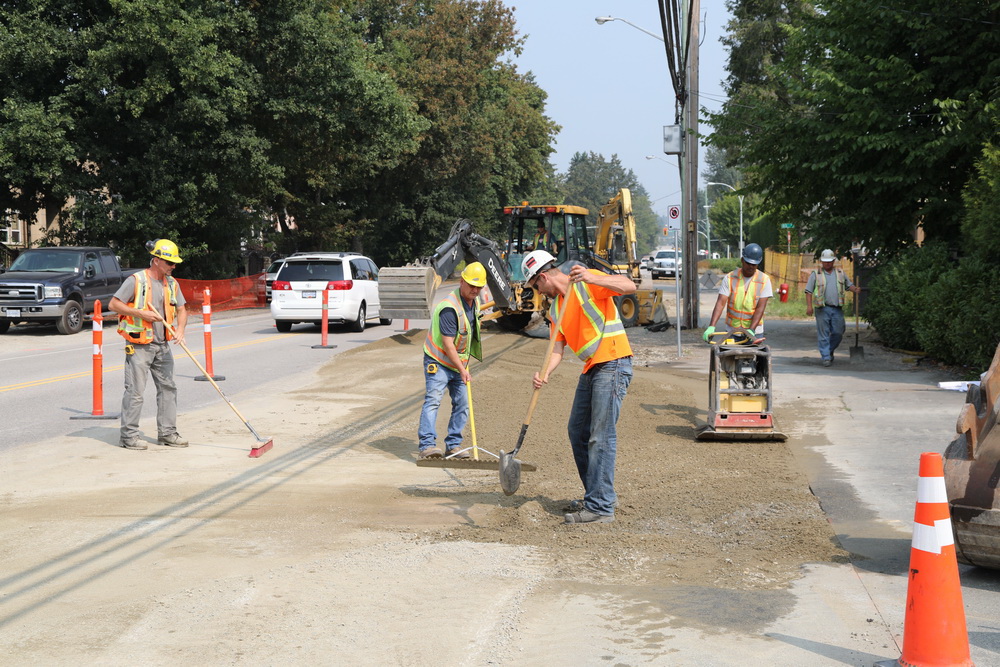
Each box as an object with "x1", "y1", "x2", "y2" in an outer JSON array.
[
  {"x1": 177, "y1": 273, "x2": 266, "y2": 313},
  {"x1": 71, "y1": 298, "x2": 118, "y2": 421},
  {"x1": 194, "y1": 288, "x2": 225, "y2": 381},
  {"x1": 311, "y1": 290, "x2": 337, "y2": 350}
]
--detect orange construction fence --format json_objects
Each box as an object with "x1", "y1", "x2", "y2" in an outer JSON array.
[{"x1": 177, "y1": 273, "x2": 266, "y2": 313}]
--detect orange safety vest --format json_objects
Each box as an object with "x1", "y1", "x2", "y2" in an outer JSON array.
[
  {"x1": 725, "y1": 268, "x2": 768, "y2": 329},
  {"x1": 117, "y1": 269, "x2": 179, "y2": 344},
  {"x1": 549, "y1": 271, "x2": 632, "y2": 373}
]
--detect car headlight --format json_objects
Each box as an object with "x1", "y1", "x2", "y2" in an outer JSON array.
[{"x1": 44, "y1": 286, "x2": 63, "y2": 298}]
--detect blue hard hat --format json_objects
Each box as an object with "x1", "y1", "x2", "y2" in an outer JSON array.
[{"x1": 742, "y1": 243, "x2": 764, "y2": 265}]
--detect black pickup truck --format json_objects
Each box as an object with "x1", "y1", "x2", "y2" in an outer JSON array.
[{"x1": 0, "y1": 247, "x2": 140, "y2": 334}]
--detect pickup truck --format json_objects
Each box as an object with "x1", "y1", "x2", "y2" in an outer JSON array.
[{"x1": 0, "y1": 247, "x2": 140, "y2": 334}]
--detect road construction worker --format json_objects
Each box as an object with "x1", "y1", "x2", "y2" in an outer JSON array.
[
  {"x1": 529, "y1": 220, "x2": 552, "y2": 252},
  {"x1": 522, "y1": 249, "x2": 634, "y2": 525},
  {"x1": 805, "y1": 248, "x2": 862, "y2": 367},
  {"x1": 703, "y1": 242, "x2": 773, "y2": 342},
  {"x1": 417, "y1": 262, "x2": 486, "y2": 460},
  {"x1": 109, "y1": 239, "x2": 188, "y2": 450}
]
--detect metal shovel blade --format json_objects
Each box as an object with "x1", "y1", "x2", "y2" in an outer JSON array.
[
  {"x1": 499, "y1": 449, "x2": 522, "y2": 496},
  {"x1": 850, "y1": 334, "x2": 865, "y2": 361}
]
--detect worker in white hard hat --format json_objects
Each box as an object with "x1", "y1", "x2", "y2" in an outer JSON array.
[
  {"x1": 109, "y1": 239, "x2": 188, "y2": 450},
  {"x1": 418, "y1": 262, "x2": 487, "y2": 460},
  {"x1": 521, "y1": 249, "x2": 635, "y2": 525},
  {"x1": 805, "y1": 249, "x2": 861, "y2": 367},
  {"x1": 703, "y1": 242, "x2": 773, "y2": 342}
]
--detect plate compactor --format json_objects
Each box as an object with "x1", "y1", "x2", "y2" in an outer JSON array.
[{"x1": 695, "y1": 329, "x2": 787, "y2": 442}]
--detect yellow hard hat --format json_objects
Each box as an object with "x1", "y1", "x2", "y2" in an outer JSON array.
[
  {"x1": 149, "y1": 239, "x2": 183, "y2": 263},
  {"x1": 461, "y1": 262, "x2": 487, "y2": 287}
]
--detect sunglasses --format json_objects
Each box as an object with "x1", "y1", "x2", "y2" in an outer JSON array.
[{"x1": 160, "y1": 258, "x2": 176, "y2": 267}]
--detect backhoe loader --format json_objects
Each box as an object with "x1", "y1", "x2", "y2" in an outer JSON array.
[{"x1": 379, "y1": 189, "x2": 667, "y2": 331}]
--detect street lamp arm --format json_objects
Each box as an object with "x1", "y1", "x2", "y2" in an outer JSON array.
[
  {"x1": 705, "y1": 181, "x2": 736, "y2": 193},
  {"x1": 594, "y1": 16, "x2": 665, "y2": 43}
]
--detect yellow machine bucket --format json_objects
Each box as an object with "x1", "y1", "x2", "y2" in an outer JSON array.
[
  {"x1": 695, "y1": 333, "x2": 787, "y2": 442},
  {"x1": 944, "y1": 341, "x2": 1000, "y2": 569}
]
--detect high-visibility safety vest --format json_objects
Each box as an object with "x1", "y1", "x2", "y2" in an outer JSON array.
[
  {"x1": 725, "y1": 268, "x2": 768, "y2": 329},
  {"x1": 549, "y1": 271, "x2": 632, "y2": 373},
  {"x1": 117, "y1": 269, "x2": 180, "y2": 344},
  {"x1": 423, "y1": 288, "x2": 482, "y2": 372},
  {"x1": 811, "y1": 268, "x2": 847, "y2": 307},
  {"x1": 532, "y1": 228, "x2": 551, "y2": 250}
]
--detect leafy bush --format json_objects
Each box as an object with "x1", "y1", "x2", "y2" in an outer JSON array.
[
  {"x1": 920, "y1": 256, "x2": 1000, "y2": 369},
  {"x1": 708, "y1": 258, "x2": 741, "y2": 274},
  {"x1": 866, "y1": 242, "x2": 953, "y2": 350}
]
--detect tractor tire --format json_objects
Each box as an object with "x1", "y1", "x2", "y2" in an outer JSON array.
[
  {"x1": 497, "y1": 312, "x2": 532, "y2": 332},
  {"x1": 616, "y1": 294, "x2": 640, "y2": 328}
]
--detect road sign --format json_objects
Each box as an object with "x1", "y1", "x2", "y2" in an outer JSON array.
[
  {"x1": 779, "y1": 223, "x2": 795, "y2": 229},
  {"x1": 668, "y1": 206, "x2": 680, "y2": 220}
]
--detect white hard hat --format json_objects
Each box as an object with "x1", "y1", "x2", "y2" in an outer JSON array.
[
  {"x1": 521, "y1": 249, "x2": 556, "y2": 283},
  {"x1": 820, "y1": 249, "x2": 836, "y2": 262}
]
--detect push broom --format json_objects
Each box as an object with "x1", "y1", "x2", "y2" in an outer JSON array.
[{"x1": 164, "y1": 323, "x2": 274, "y2": 458}]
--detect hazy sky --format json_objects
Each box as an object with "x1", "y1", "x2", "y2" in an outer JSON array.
[{"x1": 508, "y1": 1, "x2": 732, "y2": 220}]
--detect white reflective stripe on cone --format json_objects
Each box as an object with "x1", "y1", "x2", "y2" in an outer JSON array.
[
  {"x1": 912, "y1": 518, "x2": 954, "y2": 554},
  {"x1": 917, "y1": 475, "x2": 949, "y2": 504}
]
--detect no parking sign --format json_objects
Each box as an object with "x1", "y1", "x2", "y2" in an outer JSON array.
[{"x1": 668, "y1": 205, "x2": 680, "y2": 220}]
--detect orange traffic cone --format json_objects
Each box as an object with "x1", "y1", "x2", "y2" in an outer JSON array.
[{"x1": 877, "y1": 452, "x2": 974, "y2": 667}]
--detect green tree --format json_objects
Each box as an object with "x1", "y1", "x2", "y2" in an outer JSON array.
[{"x1": 709, "y1": 0, "x2": 1000, "y2": 257}]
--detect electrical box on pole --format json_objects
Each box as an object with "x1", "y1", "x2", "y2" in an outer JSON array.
[{"x1": 663, "y1": 125, "x2": 683, "y2": 155}]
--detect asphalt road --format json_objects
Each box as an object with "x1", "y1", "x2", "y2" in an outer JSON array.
[{"x1": 0, "y1": 310, "x2": 412, "y2": 451}]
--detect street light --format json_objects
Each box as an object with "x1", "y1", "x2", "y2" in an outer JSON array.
[
  {"x1": 706, "y1": 182, "x2": 744, "y2": 255},
  {"x1": 594, "y1": 16, "x2": 665, "y2": 42}
]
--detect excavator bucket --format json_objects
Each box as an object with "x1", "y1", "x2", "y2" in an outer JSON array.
[
  {"x1": 695, "y1": 336, "x2": 787, "y2": 442},
  {"x1": 379, "y1": 266, "x2": 439, "y2": 319},
  {"x1": 944, "y1": 341, "x2": 1000, "y2": 569}
]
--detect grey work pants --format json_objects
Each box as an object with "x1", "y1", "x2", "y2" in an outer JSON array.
[{"x1": 120, "y1": 341, "x2": 179, "y2": 442}]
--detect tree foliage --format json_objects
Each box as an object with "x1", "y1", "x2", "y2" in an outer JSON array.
[
  {"x1": 708, "y1": 0, "x2": 1000, "y2": 258},
  {"x1": 0, "y1": 0, "x2": 559, "y2": 276}
]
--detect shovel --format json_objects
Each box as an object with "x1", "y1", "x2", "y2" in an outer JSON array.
[
  {"x1": 499, "y1": 291, "x2": 572, "y2": 495},
  {"x1": 850, "y1": 285, "x2": 865, "y2": 362}
]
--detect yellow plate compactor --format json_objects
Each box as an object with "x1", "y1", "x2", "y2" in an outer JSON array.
[{"x1": 695, "y1": 330, "x2": 787, "y2": 442}]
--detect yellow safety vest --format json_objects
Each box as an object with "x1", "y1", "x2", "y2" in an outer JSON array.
[
  {"x1": 725, "y1": 269, "x2": 767, "y2": 329},
  {"x1": 423, "y1": 288, "x2": 482, "y2": 371},
  {"x1": 117, "y1": 270, "x2": 179, "y2": 344}
]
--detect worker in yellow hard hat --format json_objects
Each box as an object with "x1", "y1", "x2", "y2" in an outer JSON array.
[
  {"x1": 418, "y1": 262, "x2": 487, "y2": 460},
  {"x1": 109, "y1": 238, "x2": 188, "y2": 450}
]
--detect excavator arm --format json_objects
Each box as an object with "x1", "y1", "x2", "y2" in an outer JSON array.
[{"x1": 379, "y1": 219, "x2": 513, "y2": 319}]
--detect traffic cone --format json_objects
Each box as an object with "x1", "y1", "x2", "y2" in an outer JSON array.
[{"x1": 877, "y1": 452, "x2": 974, "y2": 667}]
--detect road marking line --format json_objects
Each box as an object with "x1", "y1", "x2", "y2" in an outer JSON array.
[{"x1": 0, "y1": 334, "x2": 295, "y2": 392}]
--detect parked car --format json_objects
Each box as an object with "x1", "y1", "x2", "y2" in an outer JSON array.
[
  {"x1": 0, "y1": 247, "x2": 140, "y2": 334},
  {"x1": 651, "y1": 249, "x2": 682, "y2": 280},
  {"x1": 269, "y1": 252, "x2": 391, "y2": 332},
  {"x1": 264, "y1": 259, "x2": 285, "y2": 302}
]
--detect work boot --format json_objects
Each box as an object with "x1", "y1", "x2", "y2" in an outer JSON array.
[
  {"x1": 564, "y1": 509, "x2": 614, "y2": 524},
  {"x1": 445, "y1": 447, "x2": 471, "y2": 460},
  {"x1": 120, "y1": 439, "x2": 147, "y2": 450},
  {"x1": 562, "y1": 499, "x2": 585, "y2": 513},
  {"x1": 418, "y1": 446, "x2": 443, "y2": 459},
  {"x1": 158, "y1": 433, "x2": 189, "y2": 447},
  {"x1": 822, "y1": 359, "x2": 832, "y2": 367}
]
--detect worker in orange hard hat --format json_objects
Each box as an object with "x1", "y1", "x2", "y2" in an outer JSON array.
[
  {"x1": 109, "y1": 239, "x2": 189, "y2": 450},
  {"x1": 418, "y1": 262, "x2": 487, "y2": 460}
]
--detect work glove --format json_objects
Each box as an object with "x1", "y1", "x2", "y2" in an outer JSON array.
[{"x1": 702, "y1": 325, "x2": 716, "y2": 342}]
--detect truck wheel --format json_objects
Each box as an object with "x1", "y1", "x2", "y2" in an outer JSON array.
[
  {"x1": 497, "y1": 312, "x2": 531, "y2": 332},
  {"x1": 0, "y1": 318, "x2": 9, "y2": 334},
  {"x1": 57, "y1": 300, "x2": 84, "y2": 335},
  {"x1": 615, "y1": 294, "x2": 640, "y2": 328},
  {"x1": 350, "y1": 303, "x2": 366, "y2": 332},
  {"x1": 275, "y1": 321, "x2": 292, "y2": 332}
]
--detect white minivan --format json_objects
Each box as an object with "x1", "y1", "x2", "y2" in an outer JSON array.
[{"x1": 269, "y1": 252, "x2": 391, "y2": 332}]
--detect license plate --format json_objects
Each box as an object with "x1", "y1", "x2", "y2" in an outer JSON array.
[
  {"x1": 302, "y1": 291, "x2": 316, "y2": 299},
  {"x1": 6, "y1": 308, "x2": 20, "y2": 317}
]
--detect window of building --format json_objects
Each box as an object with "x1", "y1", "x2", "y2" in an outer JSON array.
[{"x1": 1, "y1": 211, "x2": 22, "y2": 245}]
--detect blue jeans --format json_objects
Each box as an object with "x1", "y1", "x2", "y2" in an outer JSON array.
[
  {"x1": 568, "y1": 356, "x2": 633, "y2": 516},
  {"x1": 418, "y1": 356, "x2": 468, "y2": 451},
  {"x1": 815, "y1": 306, "x2": 846, "y2": 361}
]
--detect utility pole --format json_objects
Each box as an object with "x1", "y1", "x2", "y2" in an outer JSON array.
[{"x1": 681, "y1": 0, "x2": 701, "y2": 329}]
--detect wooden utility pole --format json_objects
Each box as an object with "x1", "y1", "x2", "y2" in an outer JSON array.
[{"x1": 681, "y1": 0, "x2": 700, "y2": 329}]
